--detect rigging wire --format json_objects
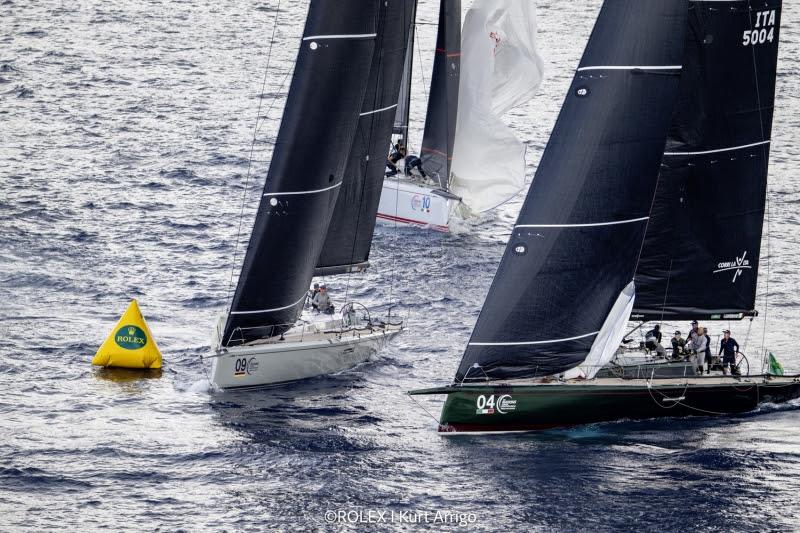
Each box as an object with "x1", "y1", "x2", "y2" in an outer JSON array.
[
  {"x1": 226, "y1": 0, "x2": 283, "y2": 306},
  {"x1": 744, "y1": 0, "x2": 772, "y2": 372}
]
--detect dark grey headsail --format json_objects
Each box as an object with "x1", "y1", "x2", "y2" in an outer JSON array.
[
  {"x1": 633, "y1": 1, "x2": 782, "y2": 322},
  {"x1": 315, "y1": 0, "x2": 416, "y2": 274},
  {"x1": 420, "y1": 0, "x2": 460, "y2": 190},
  {"x1": 454, "y1": 0, "x2": 689, "y2": 382},
  {"x1": 393, "y1": 17, "x2": 416, "y2": 140},
  {"x1": 223, "y1": 1, "x2": 381, "y2": 346}
]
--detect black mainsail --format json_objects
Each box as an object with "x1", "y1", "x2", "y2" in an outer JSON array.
[
  {"x1": 454, "y1": 0, "x2": 689, "y2": 382},
  {"x1": 223, "y1": 1, "x2": 381, "y2": 345},
  {"x1": 633, "y1": 0, "x2": 782, "y2": 321},
  {"x1": 420, "y1": 0, "x2": 460, "y2": 190},
  {"x1": 315, "y1": 0, "x2": 416, "y2": 275}
]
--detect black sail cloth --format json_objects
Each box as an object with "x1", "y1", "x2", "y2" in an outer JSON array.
[
  {"x1": 223, "y1": 1, "x2": 380, "y2": 346},
  {"x1": 455, "y1": 0, "x2": 689, "y2": 382},
  {"x1": 316, "y1": 0, "x2": 416, "y2": 273},
  {"x1": 633, "y1": 1, "x2": 782, "y2": 321},
  {"x1": 420, "y1": 0, "x2": 460, "y2": 190}
]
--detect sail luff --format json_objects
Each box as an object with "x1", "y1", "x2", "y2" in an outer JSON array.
[
  {"x1": 454, "y1": 0, "x2": 690, "y2": 382},
  {"x1": 314, "y1": 0, "x2": 416, "y2": 272},
  {"x1": 632, "y1": 0, "x2": 782, "y2": 322},
  {"x1": 420, "y1": 0, "x2": 460, "y2": 190},
  {"x1": 222, "y1": 0, "x2": 382, "y2": 346},
  {"x1": 393, "y1": 16, "x2": 416, "y2": 141}
]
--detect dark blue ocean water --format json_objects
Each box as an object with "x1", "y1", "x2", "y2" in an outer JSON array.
[{"x1": 2, "y1": 1, "x2": 800, "y2": 531}]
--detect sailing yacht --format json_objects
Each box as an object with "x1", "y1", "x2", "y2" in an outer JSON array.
[
  {"x1": 410, "y1": 0, "x2": 800, "y2": 433},
  {"x1": 377, "y1": 0, "x2": 544, "y2": 230},
  {"x1": 210, "y1": 0, "x2": 412, "y2": 390}
]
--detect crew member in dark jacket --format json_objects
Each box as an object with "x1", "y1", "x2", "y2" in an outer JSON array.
[
  {"x1": 671, "y1": 331, "x2": 686, "y2": 359},
  {"x1": 719, "y1": 329, "x2": 740, "y2": 375},
  {"x1": 645, "y1": 324, "x2": 666, "y2": 358},
  {"x1": 385, "y1": 142, "x2": 407, "y2": 177}
]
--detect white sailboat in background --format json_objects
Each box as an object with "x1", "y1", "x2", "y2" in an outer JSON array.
[
  {"x1": 376, "y1": 0, "x2": 544, "y2": 231},
  {"x1": 210, "y1": 0, "x2": 413, "y2": 390}
]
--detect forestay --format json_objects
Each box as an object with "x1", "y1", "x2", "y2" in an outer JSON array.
[
  {"x1": 449, "y1": 0, "x2": 544, "y2": 214},
  {"x1": 222, "y1": 0, "x2": 380, "y2": 346},
  {"x1": 455, "y1": 0, "x2": 689, "y2": 382},
  {"x1": 420, "y1": 0, "x2": 461, "y2": 190},
  {"x1": 633, "y1": 0, "x2": 782, "y2": 322},
  {"x1": 316, "y1": 0, "x2": 416, "y2": 274}
]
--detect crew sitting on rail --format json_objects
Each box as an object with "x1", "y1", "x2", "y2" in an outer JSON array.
[
  {"x1": 671, "y1": 330, "x2": 686, "y2": 359},
  {"x1": 385, "y1": 141, "x2": 407, "y2": 177},
  {"x1": 644, "y1": 324, "x2": 666, "y2": 358},
  {"x1": 312, "y1": 284, "x2": 335, "y2": 314},
  {"x1": 719, "y1": 329, "x2": 740, "y2": 376}
]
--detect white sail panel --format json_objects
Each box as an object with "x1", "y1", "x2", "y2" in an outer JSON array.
[
  {"x1": 450, "y1": 0, "x2": 544, "y2": 213},
  {"x1": 579, "y1": 282, "x2": 636, "y2": 379}
]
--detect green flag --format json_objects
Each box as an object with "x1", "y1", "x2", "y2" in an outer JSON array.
[{"x1": 768, "y1": 352, "x2": 784, "y2": 376}]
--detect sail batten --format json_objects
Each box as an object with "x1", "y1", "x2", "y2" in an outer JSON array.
[
  {"x1": 454, "y1": 0, "x2": 690, "y2": 382},
  {"x1": 633, "y1": 0, "x2": 782, "y2": 321}
]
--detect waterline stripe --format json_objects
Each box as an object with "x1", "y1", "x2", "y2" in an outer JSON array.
[
  {"x1": 515, "y1": 216, "x2": 649, "y2": 229},
  {"x1": 664, "y1": 140, "x2": 770, "y2": 156},
  {"x1": 577, "y1": 65, "x2": 682, "y2": 72},
  {"x1": 302, "y1": 33, "x2": 377, "y2": 41},
  {"x1": 469, "y1": 331, "x2": 599, "y2": 346},
  {"x1": 230, "y1": 294, "x2": 307, "y2": 315},
  {"x1": 360, "y1": 103, "x2": 398, "y2": 116},
  {"x1": 263, "y1": 181, "x2": 341, "y2": 197}
]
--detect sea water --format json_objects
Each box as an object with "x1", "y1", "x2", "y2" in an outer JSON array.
[{"x1": 2, "y1": 0, "x2": 800, "y2": 530}]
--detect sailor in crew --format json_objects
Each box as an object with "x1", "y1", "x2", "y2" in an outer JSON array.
[
  {"x1": 404, "y1": 153, "x2": 427, "y2": 179},
  {"x1": 644, "y1": 324, "x2": 666, "y2": 358},
  {"x1": 688, "y1": 325, "x2": 708, "y2": 374},
  {"x1": 671, "y1": 330, "x2": 686, "y2": 359},
  {"x1": 687, "y1": 320, "x2": 700, "y2": 349},
  {"x1": 385, "y1": 141, "x2": 407, "y2": 177},
  {"x1": 719, "y1": 329, "x2": 740, "y2": 375},
  {"x1": 312, "y1": 284, "x2": 335, "y2": 314},
  {"x1": 307, "y1": 282, "x2": 320, "y2": 307}
]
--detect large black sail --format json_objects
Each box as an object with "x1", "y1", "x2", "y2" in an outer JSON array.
[
  {"x1": 420, "y1": 0, "x2": 460, "y2": 190},
  {"x1": 315, "y1": 0, "x2": 416, "y2": 274},
  {"x1": 633, "y1": 1, "x2": 782, "y2": 321},
  {"x1": 223, "y1": 1, "x2": 380, "y2": 345},
  {"x1": 455, "y1": 0, "x2": 688, "y2": 382}
]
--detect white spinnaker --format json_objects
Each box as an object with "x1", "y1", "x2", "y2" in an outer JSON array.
[
  {"x1": 578, "y1": 281, "x2": 636, "y2": 379},
  {"x1": 450, "y1": 0, "x2": 544, "y2": 213}
]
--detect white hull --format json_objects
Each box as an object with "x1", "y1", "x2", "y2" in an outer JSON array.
[
  {"x1": 377, "y1": 178, "x2": 451, "y2": 231},
  {"x1": 210, "y1": 323, "x2": 402, "y2": 389}
]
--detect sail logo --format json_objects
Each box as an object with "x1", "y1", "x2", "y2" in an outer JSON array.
[
  {"x1": 713, "y1": 251, "x2": 752, "y2": 283},
  {"x1": 114, "y1": 325, "x2": 148, "y2": 350},
  {"x1": 475, "y1": 394, "x2": 516, "y2": 415},
  {"x1": 743, "y1": 10, "x2": 776, "y2": 46}
]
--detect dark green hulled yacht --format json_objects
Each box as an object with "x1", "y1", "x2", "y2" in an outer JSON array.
[{"x1": 410, "y1": 0, "x2": 800, "y2": 433}]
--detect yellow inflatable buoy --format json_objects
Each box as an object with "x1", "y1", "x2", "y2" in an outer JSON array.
[{"x1": 92, "y1": 299, "x2": 162, "y2": 369}]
